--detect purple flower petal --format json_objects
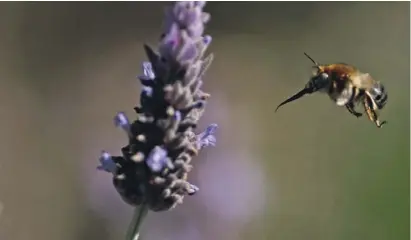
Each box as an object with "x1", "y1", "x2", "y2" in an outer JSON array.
[
  {"x1": 142, "y1": 61, "x2": 155, "y2": 80},
  {"x1": 142, "y1": 86, "x2": 153, "y2": 97},
  {"x1": 174, "y1": 110, "x2": 182, "y2": 121},
  {"x1": 179, "y1": 43, "x2": 198, "y2": 62},
  {"x1": 97, "y1": 151, "x2": 117, "y2": 173},
  {"x1": 113, "y1": 112, "x2": 132, "y2": 136},
  {"x1": 187, "y1": 184, "x2": 199, "y2": 195},
  {"x1": 114, "y1": 112, "x2": 129, "y2": 127},
  {"x1": 204, "y1": 123, "x2": 218, "y2": 135},
  {"x1": 196, "y1": 123, "x2": 218, "y2": 149},
  {"x1": 203, "y1": 35, "x2": 212, "y2": 45},
  {"x1": 146, "y1": 146, "x2": 169, "y2": 172}
]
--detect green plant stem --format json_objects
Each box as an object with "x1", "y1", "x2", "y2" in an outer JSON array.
[{"x1": 125, "y1": 203, "x2": 149, "y2": 240}]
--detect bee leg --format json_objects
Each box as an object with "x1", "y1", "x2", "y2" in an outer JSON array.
[
  {"x1": 363, "y1": 96, "x2": 387, "y2": 128},
  {"x1": 345, "y1": 103, "x2": 362, "y2": 118}
]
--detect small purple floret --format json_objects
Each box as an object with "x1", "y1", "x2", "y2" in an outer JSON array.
[
  {"x1": 174, "y1": 111, "x2": 182, "y2": 122},
  {"x1": 114, "y1": 112, "x2": 131, "y2": 132},
  {"x1": 203, "y1": 35, "x2": 212, "y2": 45},
  {"x1": 142, "y1": 86, "x2": 153, "y2": 97},
  {"x1": 187, "y1": 184, "x2": 200, "y2": 195},
  {"x1": 196, "y1": 123, "x2": 218, "y2": 149},
  {"x1": 142, "y1": 61, "x2": 156, "y2": 80},
  {"x1": 204, "y1": 123, "x2": 218, "y2": 135},
  {"x1": 97, "y1": 151, "x2": 117, "y2": 173},
  {"x1": 146, "y1": 146, "x2": 169, "y2": 172}
]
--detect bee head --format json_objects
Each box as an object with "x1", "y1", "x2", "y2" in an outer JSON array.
[
  {"x1": 274, "y1": 53, "x2": 330, "y2": 112},
  {"x1": 307, "y1": 71, "x2": 330, "y2": 93}
]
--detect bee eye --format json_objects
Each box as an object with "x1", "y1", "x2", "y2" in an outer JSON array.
[{"x1": 320, "y1": 73, "x2": 329, "y2": 79}]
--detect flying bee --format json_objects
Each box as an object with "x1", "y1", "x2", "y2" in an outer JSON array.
[{"x1": 275, "y1": 53, "x2": 388, "y2": 128}]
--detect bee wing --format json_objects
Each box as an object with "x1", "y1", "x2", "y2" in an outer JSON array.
[{"x1": 350, "y1": 72, "x2": 376, "y2": 89}]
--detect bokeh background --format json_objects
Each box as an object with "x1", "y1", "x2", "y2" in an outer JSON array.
[{"x1": 0, "y1": 2, "x2": 409, "y2": 240}]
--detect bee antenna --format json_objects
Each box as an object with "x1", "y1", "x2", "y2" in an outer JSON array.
[{"x1": 304, "y1": 52, "x2": 319, "y2": 66}]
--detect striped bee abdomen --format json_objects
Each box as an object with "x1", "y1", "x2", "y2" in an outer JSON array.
[{"x1": 367, "y1": 83, "x2": 388, "y2": 110}]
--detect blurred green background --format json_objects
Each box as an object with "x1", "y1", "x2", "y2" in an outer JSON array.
[{"x1": 0, "y1": 2, "x2": 409, "y2": 240}]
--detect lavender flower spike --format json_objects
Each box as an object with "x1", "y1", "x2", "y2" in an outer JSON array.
[{"x1": 98, "y1": 2, "x2": 217, "y2": 240}]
